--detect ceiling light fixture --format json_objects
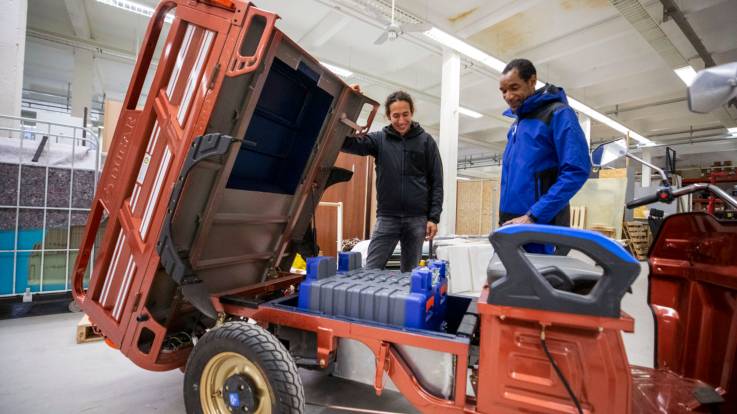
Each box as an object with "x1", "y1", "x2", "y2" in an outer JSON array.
[
  {"x1": 674, "y1": 65, "x2": 697, "y2": 86},
  {"x1": 728, "y1": 127, "x2": 737, "y2": 137},
  {"x1": 422, "y1": 27, "x2": 655, "y2": 145},
  {"x1": 96, "y1": 0, "x2": 174, "y2": 24},
  {"x1": 319, "y1": 62, "x2": 353, "y2": 78},
  {"x1": 423, "y1": 28, "x2": 506, "y2": 72},
  {"x1": 459, "y1": 107, "x2": 483, "y2": 119}
]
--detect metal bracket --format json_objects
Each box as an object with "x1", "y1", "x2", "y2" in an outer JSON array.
[
  {"x1": 316, "y1": 327, "x2": 335, "y2": 369},
  {"x1": 374, "y1": 342, "x2": 390, "y2": 396}
]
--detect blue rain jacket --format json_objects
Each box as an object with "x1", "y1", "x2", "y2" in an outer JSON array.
[{"x1": 500, "y1": 84, "x2": 591, "y2": 227}]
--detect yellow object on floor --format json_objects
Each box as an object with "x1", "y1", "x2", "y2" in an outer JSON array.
[{"x1": 292, "y1": 254, "x2": 307, "y2": 271}]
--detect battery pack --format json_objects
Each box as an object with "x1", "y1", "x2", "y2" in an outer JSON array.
[{"x1": 297, "y1": 252, "x2": 448, "y2": 331}]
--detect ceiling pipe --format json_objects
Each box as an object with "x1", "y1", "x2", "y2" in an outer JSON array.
[
  {"x1": 659, "y1": 0, "x2": 716, "y2": 67},
  {"x1": 646, "y1": 125, "x2": 725, "y2": 138},
  {"x1": 604, "y1": 97, "x2": 686, "y2": 115}
]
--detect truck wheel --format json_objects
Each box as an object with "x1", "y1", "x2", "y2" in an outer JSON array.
[{"x1": 184, "y1": 321, "x2": 304, "y2": 414}]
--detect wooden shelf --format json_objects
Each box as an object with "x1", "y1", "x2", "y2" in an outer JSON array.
[
  {"x1": 682, "y1": 173, "x2": 737, "y2": 184},
  {"x1": 693, "y1": 198, "x2": 725, "y2": 204}
]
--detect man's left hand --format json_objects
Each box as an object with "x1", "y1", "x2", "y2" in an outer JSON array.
[
  {"x1": 426, "y1": 221, "x2": 438, "y2": 240},
  {"x1": 502, "y1": 214, "x2": 534, "y2": 226}
]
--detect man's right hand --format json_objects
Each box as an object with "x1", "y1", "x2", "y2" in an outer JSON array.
[
  {"x1": 349, "y1": 84, "x2": 362, "y2": 94},
  {"x1": 502, "y1": 214, "x2": 534, "y2": 226}
]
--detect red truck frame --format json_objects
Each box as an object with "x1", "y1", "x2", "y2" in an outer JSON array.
[{"x1": 71, "y1": 1, "x2": 722, "y2": 413}]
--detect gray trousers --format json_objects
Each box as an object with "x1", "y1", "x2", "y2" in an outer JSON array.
[{"x1": 366, "y1": 216, "x2": 426, "y2": 273}]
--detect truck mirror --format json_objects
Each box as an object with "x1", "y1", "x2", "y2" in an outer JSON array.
[
  {"x1": 688, "y1": 62, "x2": 737, "y2": 114},
  {"x1": 591, "y1": 138, "x2": 627, "y2": 167}
]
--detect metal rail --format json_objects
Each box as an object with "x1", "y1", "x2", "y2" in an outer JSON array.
[{"x1": 0, "y1": 113, "x2": 103, "y2": 297}]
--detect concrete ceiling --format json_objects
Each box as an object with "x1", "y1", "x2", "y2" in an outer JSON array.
[{"x1": 22, "y1": 0, "x2": 737, "y2": 177}]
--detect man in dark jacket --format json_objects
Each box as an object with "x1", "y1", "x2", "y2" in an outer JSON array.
[
  {"x1": 342, "y1": 90, "x2": 443, "y2": 272},
  {"x1": 498, "y1": 59, "x2": 591, "y2": 253}
]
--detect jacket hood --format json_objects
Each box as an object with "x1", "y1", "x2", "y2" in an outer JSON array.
[
  {"x1": 384, "y1": 121, "x2": 425, "y2": 139},
  {"x1": 503, "y1": 84, "x2": 568, "y2": 118}
]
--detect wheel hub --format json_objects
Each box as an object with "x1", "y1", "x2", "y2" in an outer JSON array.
[
  {"x1": 200, "y1": 351, "x2": 272, "y2": 414},
  {"x1": 224, "y1": 374, "x2": 257, "y2": 412}
]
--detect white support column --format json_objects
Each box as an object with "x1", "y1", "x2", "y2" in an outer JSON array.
[
  {"x1": 641, "y1": 148, "x2": 652, "y2": 188},
  {"x1": 71, "y1": 48, "x2": 94, "y2": 118},
  {"x1": 438, "y1": 48, "x2": 460, "y2": 236},
  {"x1": 578, "y1": 113, "x2": 591, "y2": 148},
  {"x1": 0, "y1": 0, "x2": 27, "y2": 119}
]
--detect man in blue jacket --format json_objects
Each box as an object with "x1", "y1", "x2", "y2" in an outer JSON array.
[{"x1": 498, "y1": 59, "x2": 591, "y2": 253}]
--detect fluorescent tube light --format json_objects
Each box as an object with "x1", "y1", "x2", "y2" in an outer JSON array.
[
  {"x1": 421, "y1": 26, "x2": 655, "y2": 145},
  {"x1": 320, "y1": 62, "x2": 353, "y2": 78},
  {"x1": 459, "y1": 107, "x2": 483, "y2": 119},
  {"x1": 423, "y1": 28, "x2": 506, "y2": 72},
  {"x1": 728, "y1": 127, "x2": 737, "y2": 137},
  {"x1": 674, "y1": 66, "x2": 697, "y2": 86},
  {"x1": 568, "y1": 98, "x2": 654, "y2": 145},
  {"x1": 457, "y1": 176, "x2": 473, "y2": 181},
  {"x1": 97, "y1": 0, "x2": 173, "y2": 24}
]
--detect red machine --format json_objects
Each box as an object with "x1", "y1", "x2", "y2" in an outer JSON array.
[{"x1": 72, "y1": 1, "x2": 724, "y2": 413}]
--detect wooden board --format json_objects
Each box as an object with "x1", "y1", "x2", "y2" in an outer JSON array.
[
  {"x1": 456, "y1": 179, "x2": 498, "y2": 235},
  {"x1": 315, "y1": 152, "x2": 373, "y2": 257},
  {"x1": 456, "y1": 180, "x2": 483, "y2": 235},
  {"x1": 102, "y1": 99, "x2": 123, "y2": 153},
  {"x1": 623, "y1": 221, "x2": 650, "y2": 260},
  {"x1": 599, "y1": 168, "x2": 628, "y2": 178},
  {"x1": 571, "y1": 205, "x2": 586, "y2": 229},
  {"x1": 590, "y1": 224, "x2": 615, "y2": 238},
  {"x1": 76, "y1": 314, "x2": 103, "y2": 344}
]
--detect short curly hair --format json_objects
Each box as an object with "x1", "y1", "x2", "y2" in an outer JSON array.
[
  {"x1": 385, "y1": 90, "x2": 414, "y2": 116},
  {"x1": 503, "y1": 58, "x2": 537, "y2": 81}
]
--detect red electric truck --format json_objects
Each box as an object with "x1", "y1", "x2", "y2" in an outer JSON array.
[{"x1": 71, "y1": 1, "x2": 730, "y2": 413}]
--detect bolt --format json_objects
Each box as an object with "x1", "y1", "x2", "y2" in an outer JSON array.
[{"x1": 239, "y1": 385, "x2": 245, "y2": 390}]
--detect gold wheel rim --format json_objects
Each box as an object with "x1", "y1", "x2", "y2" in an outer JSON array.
[{"x1": 200, "y1": 351, "x2": 273, "y2": 414}]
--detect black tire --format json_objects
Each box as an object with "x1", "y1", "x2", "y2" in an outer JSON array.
[{"x1": 184, "y1": 321, "x2": 304, "y2": 414}]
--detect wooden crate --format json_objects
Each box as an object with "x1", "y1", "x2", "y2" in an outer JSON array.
[
  {"x1": 570, "y1": 206, "x2": 586, "y2": 229},
  {"x1": 598, "y1": 168, "x2": 627, "y2": 179},
  {"x1": 623, "y1": 221, "x2": 650, "y2": 260},
  {"x1": 590, "y1": 224, "x2": 616, "y2": 238},
  {"x1": 76, "y1": 314, "x2": 103, "y2": 344}
]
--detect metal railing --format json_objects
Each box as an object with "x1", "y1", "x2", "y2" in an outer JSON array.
[{"x1": 0, "y1": 114, "x2": 103, "y2": 297}]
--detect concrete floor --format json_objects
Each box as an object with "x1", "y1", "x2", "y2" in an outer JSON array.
[{"x1": 0, "y1": 263, "x2": 653, "y2": 413}]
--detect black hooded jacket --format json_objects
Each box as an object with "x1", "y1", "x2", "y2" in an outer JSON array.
[{"x1": 342, "y1": 122, "x2": 443, "y2": 223}]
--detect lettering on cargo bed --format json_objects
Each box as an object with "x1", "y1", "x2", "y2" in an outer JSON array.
[{"x1": 103, "y1": 114, "x2": 136, "y2": 202}]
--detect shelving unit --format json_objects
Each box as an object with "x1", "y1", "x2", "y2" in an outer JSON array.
[{"x1": 682, "y1": 168, "x2": 737, "y2": 218}]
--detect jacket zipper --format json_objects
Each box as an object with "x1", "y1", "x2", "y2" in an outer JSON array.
[
  {"x1": 502, "y1": 121, "x2": 519, "y2": 212},
  {"x1": 400, "y1": 137, "x2": 405, "y2": 214}
]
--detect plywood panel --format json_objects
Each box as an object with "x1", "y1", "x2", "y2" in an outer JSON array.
[
  {"x1": 315, "y1": 152, "x2": 373, "y2": 257},
  {"x1": 456, "y1": 179, "x2": 498, "y2": 236},
  {"x1": 599, "y1": 168, "x2": 627, "y2": 178},
  {"x1": 102, "y1": 100, "x2": 123, "y2": 153},
  {"x1": 315, "y1": 204, "x2": 338, "y2": 256},
  {"x1": 481, "y1": 180, "x2": 494, "y2": 233},
  {"x1": 570, "y1": 177, "x2": 628, "y2": 239},
  {"x1": 456, "y1": 181, "x2": 480, "y2": 235}
]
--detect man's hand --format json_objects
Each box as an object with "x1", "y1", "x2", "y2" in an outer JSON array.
[
  {"x1": 426, "y1": 221, "x2": 438, "y2": 240},
  {"x1": 349, "y1": 84, "x2": 362, "y2": 94},
  {"x1": 502, "y1": 214, "x2": 534, "y2": 226}
]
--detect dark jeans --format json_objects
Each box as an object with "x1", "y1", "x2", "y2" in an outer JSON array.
[{"x1": 366, "y1": 216, "x2": 426, "y2": 272}]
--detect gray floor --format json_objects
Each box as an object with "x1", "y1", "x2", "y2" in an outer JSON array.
[
  {"x1": 0, "y1": 262, "x2": 653, "y2": 413},
  {"x1": 0, "y1": 311, "x2": 417, "y2": 413}
]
